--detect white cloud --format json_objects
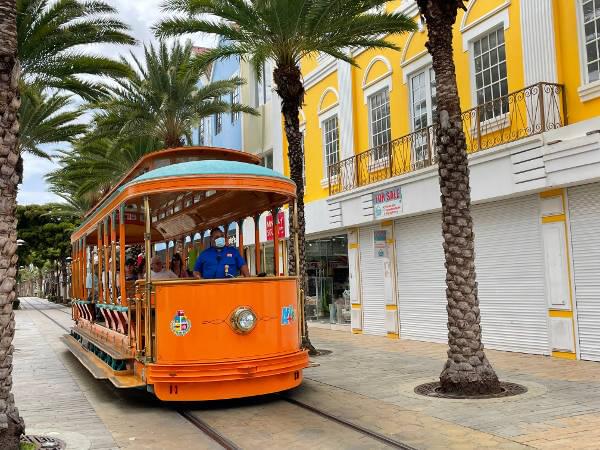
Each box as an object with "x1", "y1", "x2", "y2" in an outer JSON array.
[
  {"x1": 22, "y1": 154, "x2": 59, "y2": 180},
  {"x1": 17, "y1": 190, "x2": 61, "y2": 205}
]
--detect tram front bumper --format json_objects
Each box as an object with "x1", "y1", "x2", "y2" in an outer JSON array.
[{"x1": 146, "y1": 350, "x2": 309, "y2": 401}]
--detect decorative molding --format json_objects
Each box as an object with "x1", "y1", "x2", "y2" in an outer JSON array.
[
  {"x1": 400, "y1": 31, "x2": 417, "y2": 65},
  {"x1": 363, "y1": 75, "x2": 393, "y2": 105},
  {"x1": 393, "y1": 0, "x2": 420, "y2": 18},
  {"x1": 362, "y1": 55, "x2": 393, "y2": 88},
  {"x1": 318, "y1": 87, "x2": 340, "y2": 114},
  {"x1": 578, "y1": 80, "x2": 600, "y2": 102},
  {"x1": 317, "y1": 102, "x2": 339, "y2": 118},
  {"x1": 401, "y1": 51, "x2": 432, "y2": 83},
  {"x1": 461, "y1": 0, "x2": 511, "y2": 33},
  {"x1": 461, "y1": 2, "x2": 510, "y2": 52},
  {"x1": 303, "y1": 56, "x2": 337, "y2": 90}
]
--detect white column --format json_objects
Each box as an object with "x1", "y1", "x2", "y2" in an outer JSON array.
[
  {"x1": 337, "y1": 60, "x2": 355, "y2": 160},
  {"x1": 381, "y1": 221, "x2": 399, "y2": 338},
  {"x1": 271, "y1": 92, "x2": 285, "y2": 174},
  {"x1": 348, "y1": 228, "x2": 362, "y2": 332},
  {"x1": 520, "y1": 0, "x2": 557, "y2": 84}
]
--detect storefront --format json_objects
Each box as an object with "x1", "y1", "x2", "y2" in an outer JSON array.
[{"x1": 305, "y1": 234, "x2": 350, "y2": 327}]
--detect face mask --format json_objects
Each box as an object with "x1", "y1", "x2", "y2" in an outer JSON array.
[{"x1": 214, "y1": 237, "x2": 226, "y2": 248}]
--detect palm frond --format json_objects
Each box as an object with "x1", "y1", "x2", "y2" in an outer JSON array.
[{"x1": 18, "y1": 0, "x2": 137, "y2": 99}]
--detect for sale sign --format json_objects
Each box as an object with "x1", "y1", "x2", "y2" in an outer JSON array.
[{"x1": 372, "y1": 186, "x2": 402, "y2": 220}]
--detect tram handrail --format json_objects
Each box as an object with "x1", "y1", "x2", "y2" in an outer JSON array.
[{"x1": 138, "y1": 276, "x2": 298, "y2": 286}]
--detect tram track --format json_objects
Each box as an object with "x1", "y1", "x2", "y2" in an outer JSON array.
[
  {"x1": 23, "y1": 297, "x2": 417, "y2": 450},
  {"x1": 279, "y1": 396, "x2": 416, "y2": 450}
]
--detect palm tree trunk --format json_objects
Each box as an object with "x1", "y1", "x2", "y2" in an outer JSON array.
[
  {"x1": 0, "y1": 0, "x2": 25, "y2": 447},
  {"x1": 273, "y1": 64, "x2": 317, "y2": 355},
  {"x1": 417, "y1": 0, "x2": 500, "y2": 395}
]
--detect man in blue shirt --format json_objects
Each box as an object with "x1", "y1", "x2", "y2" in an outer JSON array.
[{"x1": 193, "y1": 228, "x2": 250, "y2": 279}]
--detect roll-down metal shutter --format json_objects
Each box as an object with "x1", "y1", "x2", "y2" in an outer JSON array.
[
  {"x1": 472, "y1": 195, "x2": 549, "y2": 355},
  {"x1": 359, "y1": 226, "x2": 387, "y2": 336},
  {"x1": 395, "y1": 213, "x2": 447, "y2": 343},
  {"x1": 395, "y1": 196, "x2": 548, "y2": 354},
  {"x1": 568, "y1": 183, "x2": 600, "y2": 361}
]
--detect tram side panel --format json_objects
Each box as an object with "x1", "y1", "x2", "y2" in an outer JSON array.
[{"x1": 147, "y1": 278, "x2": 308, "y2": 401}]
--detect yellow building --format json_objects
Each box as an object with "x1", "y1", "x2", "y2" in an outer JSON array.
[{"x1": 287, "y1": 0, "x2": 600, "y2": 361}]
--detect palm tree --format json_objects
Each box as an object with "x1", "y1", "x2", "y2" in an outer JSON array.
[
  {"x1": 416, "y1": 0, "x2": 500, "y2": 395},
  {"x1": 19, "y1": 84, "x2": 87, "y2": 159},
  {"x1": 17, "y1": 0, "x2": 136, "y2": 100},
  {"x1": 156, "y1": 0, "x2": 416, "y2": 352},
  {"x1": 0, "y1": 0, "x2": 25, "y2": 448},
  {"x1": 91, "y1": 41, "x2": 256, "y2": 148},
  {"x1": 47, "y1": 136, "x2": 160, "y2": 203}
]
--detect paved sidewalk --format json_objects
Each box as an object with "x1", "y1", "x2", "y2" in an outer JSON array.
[
  {"x1": 11, "y1": 296, "x2": 600, "y2": 449},
  {"x1": 13, "y1": 300, "x2": 118, "y2": 449},
  {"x1": 306, "y1": 327, "x2": 600, "y2": 449}
]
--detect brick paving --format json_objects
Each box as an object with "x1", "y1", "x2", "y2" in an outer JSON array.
[
  {"x1": 13, "y1": 300, "x2": 118, "y2": 450},
  {"x1": 306, "y1": 327, "x2": 600, "y2": 449},
  {"x1": 11, "y1": 297, "x2": 600, "y2": 449}
]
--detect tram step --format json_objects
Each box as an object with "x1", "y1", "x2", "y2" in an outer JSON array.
[
  {"x1": 61, "y1": 335, "x2": 145, "y2": 389},
  {"x1": 72, "y1": 325, "x2": 131, "y2": 360}
]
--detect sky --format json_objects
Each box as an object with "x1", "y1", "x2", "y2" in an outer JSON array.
[{"x1": 18, "y1": 0, "x2": 216, "y2": 205}]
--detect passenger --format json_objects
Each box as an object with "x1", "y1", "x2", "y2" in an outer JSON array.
[
  {"x1": 86, "y1": 260, "x2": 99, "y2": 301},
  {"x1": 137, "y1": 257, "x2": 146, "y2": 279},
  {"x1": 193, "y1": 228, "x2": 250, "y2": 279},
  {"x1": 125, "y1": 258, "x2": 138, "y2": 281},
  {"x1": 171, "y1": 253, "x2": 190, "y2": 278},
  {"x1": 150, "y1": 255, "x2": 177, "y2": 280}
]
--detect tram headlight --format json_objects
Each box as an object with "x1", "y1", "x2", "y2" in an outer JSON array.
[{"x1": 230, "y1": 307, "x2": 257, "y2": 334}]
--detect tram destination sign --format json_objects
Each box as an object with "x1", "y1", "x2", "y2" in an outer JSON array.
[{"x1": 372, "y1": 186, "x2": 402, "y2": 220}]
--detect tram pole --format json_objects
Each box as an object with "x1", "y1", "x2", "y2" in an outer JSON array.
[{"x1": 143, "y1": 196, "x2": 153, "y2": 362}]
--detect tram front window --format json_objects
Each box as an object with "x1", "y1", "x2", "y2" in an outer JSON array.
[{"x1": 193, "y1": 228, "x2": 250, "y2": 279}]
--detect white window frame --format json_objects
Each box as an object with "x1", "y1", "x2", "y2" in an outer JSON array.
[
  {"x1": 215, "y1": 112, "x2": 223, "y2": 135},
  {"x1": 465, "y1": 14, "x2": 510, "y2": 136},
  {"x1": 261, "y1": 149, "x2": 274, "y2": 169},
  {"x1": 197, "y1": 118, "x2": 205, "y2": 146},
  {"x1": 408, "y1": 66, "x2": 436, "y2": 165},
  {"x1": 366, "y1": 87, "x2": 392, "y2": 162},
  {"x1": 576, "y1": 0, "x2": 600, "y2": 101},
  {"x1": 363, "y1": 70, "x2": 392, "y2": 172},
  {"x1": 319, "y1": 107, "x2": 340, "y2": 187},
  {"x1": 255, "y1": 62, "x2": 273, "y2": 107},
  {"x1": 230, "y1": 87, "x2": 240, "y2": 124},
  {"x1": 471, "y1": 27, "x2": 509, "y2": 118}
]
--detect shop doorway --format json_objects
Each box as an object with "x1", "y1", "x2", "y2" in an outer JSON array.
[{"x1": 305, "y1": 234, "x2": 350, "y2": 326}]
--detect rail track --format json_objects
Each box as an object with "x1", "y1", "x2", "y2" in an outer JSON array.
[{"x1": 21, "y1": 297, "x2": 416, "y2": 450}]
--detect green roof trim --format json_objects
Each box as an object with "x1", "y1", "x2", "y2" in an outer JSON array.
[{"x1": 129, "y1": 160, "x2": 291, "y2": 184}]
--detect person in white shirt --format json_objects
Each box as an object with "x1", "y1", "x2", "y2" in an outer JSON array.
[
  {"x1": 150, "y1": 255, "x2": 177, "y2": 280},
  {"x1": 85, "y1": 263, "x2": 99, "y2": 300}
]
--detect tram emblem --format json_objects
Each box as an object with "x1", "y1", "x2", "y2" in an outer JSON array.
[
  {"x1": 281, "y1": 305, "x2": 296, "y2": 325},
  {"x1": 170, "y1": 309, "x2": 192, "y2": 336}
]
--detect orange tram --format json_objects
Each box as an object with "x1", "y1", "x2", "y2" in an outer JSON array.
[{"x1": 66, "y1": 146, "x2": 309, "y2": 401}]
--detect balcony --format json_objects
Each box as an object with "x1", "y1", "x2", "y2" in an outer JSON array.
[{"x1": 328, "y1": 82, "x2": 565, "y2": 195}]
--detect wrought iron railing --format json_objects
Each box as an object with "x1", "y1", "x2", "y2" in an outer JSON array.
[{"x1": 328, "y1": 82, "x2": 565, "y2": 195}]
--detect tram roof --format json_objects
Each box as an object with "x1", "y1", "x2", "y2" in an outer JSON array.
[
  {"x1": 71, "y1": 159, "x2": 296, "y2": 243},
  {"x1": 130, "y1": 159, "x2": 289, "y2": 184},
  {"x1": 83, "y1": 146, "x2": 261, "y2": 220}
]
